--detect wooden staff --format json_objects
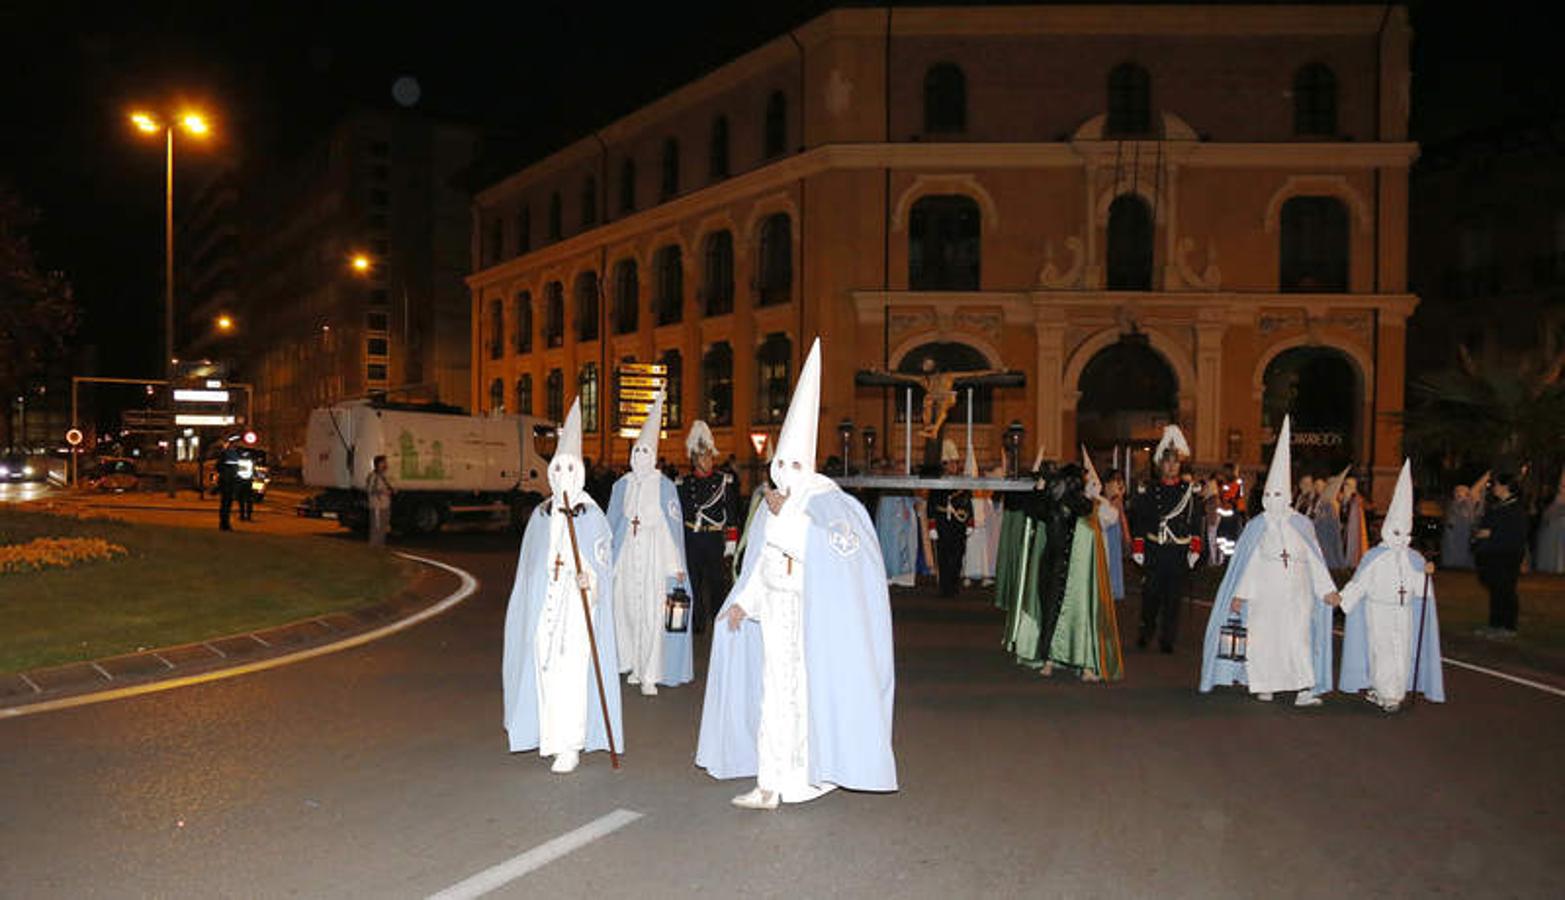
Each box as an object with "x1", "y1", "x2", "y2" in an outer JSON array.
[
  {"x1": 1408, "y1": 560, "x2": 1435, "y2": 710},
  {"x1": 560, "y1": 490, "x2": 620, "y2": 769}
]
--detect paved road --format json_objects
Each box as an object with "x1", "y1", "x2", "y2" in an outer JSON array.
[
  {"x1": 1, "y1": 531, "x2": 1561, "y2": 898},
  {"x1": 0, "y1": 480, "x2": 58, "y2": 504}
]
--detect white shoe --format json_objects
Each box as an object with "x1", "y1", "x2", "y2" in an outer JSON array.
[
  {"x1": 1255, "y1": 692, "x2": 1274, "y2": 702},
  {"x1": 626, "y1": 674, "x2": 640, "y2": 685},
  {"x1": 550, "y1": 750, "x2": 580, "y2": 774},
  {"x1": 981, "y1": 578, "x2": 994, "y2": 587},
  {"x1": 1294, "y1": 692, "x2": 1323, "y2": 708},
  {"x1": 1380, "y1": 700, "x2": 1402, "y2": 713},
  {"x1": 731, "y1": 787, "x2": 779, "y2": 810},
  {"x1": 640, "y1": 682, "x2": 658, "y2": 696}
]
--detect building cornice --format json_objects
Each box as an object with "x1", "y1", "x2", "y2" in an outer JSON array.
[
  {"x1": 852, "y1": 290, "x2": 1420, "y2": 326},
  {"x1": 885, "y1": 5, "x2": 1395, "y2": 37}
]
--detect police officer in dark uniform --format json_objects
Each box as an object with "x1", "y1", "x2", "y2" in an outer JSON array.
[
  {"x1": 235, "y1": 444, "x2": 257, "y2": 522},
  {"x1": 216, "y1": 437, "x2": 242, "y2": 531},
  {"x1": 927, "y1": 439, "x2": 973, "y2": 597},
  {"x1": 1128, "y1": 425, "x2": 1204, "y2": 653},
  {"x1": 677, "y1": 421, "x2": 740, "y2": 633}
]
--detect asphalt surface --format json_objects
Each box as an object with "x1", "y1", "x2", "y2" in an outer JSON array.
[{"x1": 1, "y1": 530, "x2": 1561, "y2": 898}]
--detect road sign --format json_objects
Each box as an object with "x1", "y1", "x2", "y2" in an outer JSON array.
[
  {"x1": 65, "y1": 428, "x2": 83, "y2": 447},
  {"x1": 614, "y1": 363, "x2": 670, "y2": 436}
]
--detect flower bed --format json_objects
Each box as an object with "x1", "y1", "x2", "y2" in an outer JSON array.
[{"x1": 0, "y1": 537, "x2": 128, "y2": 574}]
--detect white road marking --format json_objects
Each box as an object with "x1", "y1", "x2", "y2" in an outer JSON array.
[
  {"x1": 18, "y1": 673, "x2": 41, "y2": 694},
  {"x1": 427, "y1": 809, "x2": 644, "y2": 900},
  {"x1": 202, "y1": 641, "x2": 227, "y2": 658},
  {"x1": 88, "y1": 662, "x2": 113, "y2": 681},
  {"x1": 151, "y1": 653, "x2": 175, "y2": 670},
  {"x1": 0, "y1": 553, "x2": 478, "y2": 719}
]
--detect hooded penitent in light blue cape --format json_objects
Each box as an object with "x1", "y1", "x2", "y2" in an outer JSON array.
[
  {"x1": 606, "y1": 474, "x2": 694, "y2": 685},
  {"x1": 1198, "y1": 512, "x2": 1335, "y2": 694},
  {"x1": 695, "y1": 488, "x2": 898, "y2": 792},
  {"x1": 876, "y1": 493, "x2": 919, "y2": 587},
  {"x1": 1339, "y1": 546, "x2": 1446, "y2": 702},
  {"x1": 501, "y1": 499, "x2": 625, "y2": 753}
]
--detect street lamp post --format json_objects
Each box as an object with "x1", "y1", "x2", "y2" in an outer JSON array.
[{"x1": 131, "y1": 109, "x2": 210, "y2": 497}]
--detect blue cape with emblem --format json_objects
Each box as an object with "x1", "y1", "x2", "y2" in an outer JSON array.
[{"x1": 1338, "y1": 546, "x2": 1446, "y2": 702}]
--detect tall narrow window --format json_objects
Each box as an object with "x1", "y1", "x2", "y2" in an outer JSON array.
[
  {"x1": 489, "y1": 378, "x2": 505, "y2": 413},
  {"x1": 1294, "y1": 64, "x2": 1338, "y2": 137},
  {"x1": 660, "y1": 349, "x2": 683, "y2": 427},
  {"x1": 514, "y1": 290, "x2": 533, "y2": 354},
  {"x1": 545, "y1": 369, "x2": 564, "y2": 423},
  {"x1": 923, "y1": 63, "x2": 967, "y2": 133},
  {"x1": 580, "y1": 176, "x2": 598, "y2": 228},
  {"x1": 516, "y1": 206, "x2": 531, "y2": 255},
  {"x1": 1106, "y1": 195, "x2": 1155, "y2": 290},
  {"x1": 1107, "y1": 63, "x2": 1152, "y2": 136},
  {"x1": 661, "y1": 138, "x2": 680, "y2": 200},
  {"x1": 1280, "y1": 196, "x2": 1349, "y2": 293},
  {"x1": 516, "y1": 374, "x2": 533, "y2": 416},
  {"x1": 548, "y1": 192, "x2": 562, "y2": 240},
  {"x1": 703, "y1": 230, "x2": 734, "y2": 316},
  {"x1": 701, "y1": 342, "x2": 734, "y2": 426},
  {"x1": 545, "y1": 281, "x2": 565, "y2": 347},
  {"x1": 488, "y1": 299, "x2": 504, "y2": 359},
  {"x1": 487, "y1": 218, "x2": 504, "y2": 266},
  {"x1": 654, "y1": 245, "x2": 683, "y2": 325},
  {"x1": 764, "y1": 91, "x2": 787, "y2": 158},
  {"x1": 579, "y1": 364, "x2": 599, "y2": 433},
  {"x1": 619, "y1": 158, "x2": 636, "y2": 215},
  {"x1": 613, "y1": 259, "x2": 639, "y2": 334},
  {"x1": 757, "y1": 213, "x2": 792, "y2": 306},
  {"x1": 909, "y1": 195, "x2": 981, "y2": 290},
  {"x1": 756, "y1": 333, "x2": 792, "y2": 424},
  {"x1": 709, "y1": 115, "x2": 731, "y2": 180},
  {"x1": 574, "y1": 271, "x2": 600, "y2": 341}
]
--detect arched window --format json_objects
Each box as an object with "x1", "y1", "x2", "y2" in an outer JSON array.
[
  {"x1": 548, "y1": 191, "x2": 563, "y2": 240},
  {"x1": 514, "y1": 290, "x2": 533, "y2": 354},
  {"x1": 660, "y1": 349, "x2": 683, "y2": 427},
  {"x1": 909, "y1": 195, "x2": 981, "y2": 290},
  {"x1": 710, "y1": 115, "x2": 730, "y2": 181},
  {"x1": 756, "y1": 333, "x2": 792, "y2": 424},
  {"x1": 757, "y1": 213, "x2": 792, "y2": 306},
  {"x1": 701, "y1": 342, "x2": 734, "y2": 426},
  {"x1": 619, "y1": 158, "x2": 636, "y2": 215},
  {"x1": 654, "y1": 245, "x2": 683, "y2": 326},
  {"x1": 544, "y1": 281, "x2": 565, "y2": 347},
  {"x1": 545, "y1": 369, "x2": 564, "y2": 423},
  {"x1": 488, "y1": 299, "x2": 504, "y2": 360},
  {"x1": 574, "y1": 271, "x2": 599, "y2": 341},
  {"x1": 516, "y1": 206, "x2": 531, "y2": 255},
  {"x1": 580, "y1": 176, "x2": 598, "y2": 228},
  {"x1": 1294, "y1": 64, "x2": 1337, "y2": 137},
  {"x1": 578, "y1": 364, "x2": 599, "y2": 433},
  {"x1": 923, "y1": 63, "x2": 966, "y2": 133},
  {"x1": 516, "y1": 374, "x2": 533, "y2": 416},
  {"x1": 764, "y1": 91, "x2": 787, "y2": 159},
  {"x1": 703, "y1": 230, "x2": 735, "y2": 316},
  {"x1": 1107, "y1": 63, "x2": 1152, "y2": 136},
  {"x1": 489, "y1": 378, "x2": 505, "y2": 413},
  {"x1": 1280, "y1": 196, "x2": 1349, "y2": 293},
  {"x1": 613, "y1": 259, "x2": 639, "y2": 334},
  {"x1": 661, "y1": 138, "x2": 680, "y2": 201},
  {"x1": 1106, "y1": 194, "x2": 1154, "y2": 290}
]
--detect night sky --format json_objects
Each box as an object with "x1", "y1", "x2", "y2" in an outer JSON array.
[{"x1": 1, "y1": 1, "x2": 1556, "y2": 380}]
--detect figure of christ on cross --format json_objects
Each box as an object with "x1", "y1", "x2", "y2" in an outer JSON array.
[{"x1": 855, "y1": 357, "x2": 1022, "y2": 441}]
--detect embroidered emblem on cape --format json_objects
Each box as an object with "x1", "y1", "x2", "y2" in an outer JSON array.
[
  {"x1": 594, "y1": 535, "x2": 612, "y2": 566},
  {"x1": 668, "y1": 498, "x2": 681, "y2": 522},
  {"x1": 827, "y1": 519, "x2": 860, "y2": 558}
]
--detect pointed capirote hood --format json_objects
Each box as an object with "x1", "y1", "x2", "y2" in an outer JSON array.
[
  {"x1": 1381, "y1": 460, "x2": 1415, "y2": 549},
  {"x1": 548, "y1": 397, "x2": 586, "y2": 501},
  {"x1": 1154, "y1": 424, "x2": 1191, "y2": 463},
  {"x1": 769, "y1": 338, "x2": 821, "y2": 493},
  {"x1": 1262, "y1": 416, "x2": 1293, "y2": 519},
  {"x1": 630, "y1": 389, "x2": 664, "y2": 475},
  {"x1": 1081, "y1": 444, "x2": 1103, "y2": 499}
]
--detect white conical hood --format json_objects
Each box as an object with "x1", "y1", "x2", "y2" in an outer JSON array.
[
  {"x1": 1081, "y1": 444, "x2": 1102, "y2": 499},
  {"x1": 1262, "y1": 416, "x2": 1293, "y2": 520},
  {"x1": 1381, "y1": 460, "x2": 1414, "y2": 549},
  {"x1": 630, "y1": 389, "x2": 664, "y2": 476},
  {"x1": 769, "y1": 338, "x2": 821, "y2": 493},
  {"x1": 548, "y1": 397, "x2": 586, "y2": 500}
]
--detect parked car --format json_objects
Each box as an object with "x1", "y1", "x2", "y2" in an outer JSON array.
[
  {"x1": 85, "y1": 457, "x2": 140, "y2": 492},
  {"x1": 1, "y1": 452, "x2": 45, "y2": 483}
]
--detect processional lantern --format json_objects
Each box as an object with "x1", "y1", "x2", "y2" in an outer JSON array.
[
  {"x1": 1004, "y1": 420, "x2": 1025, "y2": 477},
  {"x1": 1217, "y1": 615, "x2": 1248, "y2": 662},
  {"x1": 665, "y1": 583, "x2": 691, "y2": 633},
  {"x1": 862, "y1": 426, "x2": 877, "y2": 471}
]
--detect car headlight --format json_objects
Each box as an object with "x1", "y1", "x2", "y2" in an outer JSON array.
[
  {"x1": 0, "y1": 466, "x2": 8, "y2": 476},
  {"x1": 23, "y1": 466, "x2": 35, "y2": 476}
]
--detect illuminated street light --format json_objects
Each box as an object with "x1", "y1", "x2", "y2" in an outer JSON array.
[
  {"x1": 182, "y1": 113, "x2": 209, "y2": 135},
  {"x1": 131, "y1": 112, "x2": 160, "y2": 133},
  {"x1": 350, "y1": 253, "x2": 372, "y2": 274},
  {"x1": 216, "y1": 314, "x2": 234, "y2": 332}
]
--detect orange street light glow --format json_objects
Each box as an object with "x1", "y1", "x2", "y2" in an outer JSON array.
[
  {"x1": 131, "y1": 112, "x2": 160, "y2": 133},
  {"x1": 181, "y1": 113, "x2": 209, "y2": 136},
  {"x1": 350, "y1": 254, "x2": 372, "y2": 273},
  {"x1": 216, "y1": 314, "x2": 234, "y2": 331}
]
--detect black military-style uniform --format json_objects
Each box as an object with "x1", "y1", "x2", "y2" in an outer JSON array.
[
  {"x1": 1129, "y1": 476, "x2": 1204, "y2": 651},
  {"x1": 676, "y1": 467, "x2": 741, "y2": 632},
  {"x1": 927, "y1": 487, "x2": 973, "y2": 597}
]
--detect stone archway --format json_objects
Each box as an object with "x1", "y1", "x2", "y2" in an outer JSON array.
[
  {"x1": 1260, "y1": 345, "x2": 1363, "y2": 475},
  {"x1": 1074, "y1": 336, "x2": 1181, "y2": 475}
]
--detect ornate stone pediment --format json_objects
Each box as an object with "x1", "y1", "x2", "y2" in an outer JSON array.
[{"x1": 1037, "y1": 237, "x2": 1086, "y2": 289}]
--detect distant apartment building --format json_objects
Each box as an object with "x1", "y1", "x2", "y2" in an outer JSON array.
[{"x1": 468, "y1": 4, "x2": 1417, "y2": 504}]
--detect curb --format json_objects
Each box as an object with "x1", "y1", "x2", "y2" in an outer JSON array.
[{"x1": 0, "y1": 552, "x2": 479, "y2": 719}]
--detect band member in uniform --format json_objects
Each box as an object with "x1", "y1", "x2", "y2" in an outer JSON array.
[
  {"x1": 927, "y1": 439, "x2": 972, "y2": 597},
  {"x1": 1129, "y1": 425, "x2": 1204, "y2": 653},
  {"x1": 678, "y1": 420, "x2": 741, "y2": 633}
]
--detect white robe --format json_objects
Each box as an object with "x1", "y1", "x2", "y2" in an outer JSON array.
[
  {"x1": 1339, "y1": 550, "x2": 1418, "y2": 704},
  {"x1": 612, "y1": 474, "x2": 680, "y2": 687},
  {"x1": 1234, "y1": 520, "x2": 1335, "y2": 694},
  {"x1": 963, "y1": 494, "x2": 997, "y2": 581},
  {"x1": 535, "y1": 513, "x2": 598, "y2": 757}
]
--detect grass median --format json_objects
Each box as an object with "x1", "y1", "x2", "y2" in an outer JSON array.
[{"x1": 0, "y1": 507, "x2": 415, "y2": 673}]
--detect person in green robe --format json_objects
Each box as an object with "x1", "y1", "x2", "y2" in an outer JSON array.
[{"x1": 1043, "y1": 450, "x2": 1125, "y2": 683}]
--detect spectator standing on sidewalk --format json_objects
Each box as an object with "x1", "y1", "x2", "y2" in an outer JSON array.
[
  {"x1": 366, "y1": 455, "x2": 395, "y2": 547},
  {"x1": 1474, "y1": 470, "x2": 1527, "y2": 638}
]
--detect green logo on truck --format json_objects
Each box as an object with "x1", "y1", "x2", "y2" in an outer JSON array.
[{"x1": 397, "y1": 430, "x2": 447, "y2": 480}]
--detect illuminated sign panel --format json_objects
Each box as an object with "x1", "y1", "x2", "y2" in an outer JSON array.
[{"x1": 614, "y1": 363, "x2": 669, "y2": 438}]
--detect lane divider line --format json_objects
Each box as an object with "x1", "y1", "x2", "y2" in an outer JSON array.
[
  {"x1": 427, "y1": 808, "x2": 644, "y2": 900},
  {"x1": 88, "y1": 662, "x2": 113, "y2": 682},
  {"x1": 151, "y1": 653, "x2": 175, "y2": 670},
  {"x1": 0, "y1": 553, "x2": 478, "y2": 720},
  {"x1": 18, "y1": 673, "x2": 41, "y2": 694},
  {"x1": 202, "y1": 641, "x2": 227, "y2": 658}
]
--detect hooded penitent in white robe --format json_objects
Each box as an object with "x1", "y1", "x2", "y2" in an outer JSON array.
[
  {"x1": 607, "y1": 390, "x2": 693, "y2": 692},
  {"x1": 1338, "y1": 461, "x2": 1445, "y2": 708},
  {"x1": 501, "y1": 398, "x2": 624, "y2": 770},
  {"x1": 963, "y1": 448, "x2": 997, "y2": 584}
]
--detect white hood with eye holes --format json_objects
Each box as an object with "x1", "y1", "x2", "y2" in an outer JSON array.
[{"x1": 548, "y1": 398, "x2": 586, "y2": 503}]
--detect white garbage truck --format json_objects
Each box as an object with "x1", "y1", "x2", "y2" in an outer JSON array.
[{"x1": 299, "y1": 399, "x2": 553, "y2": 535}]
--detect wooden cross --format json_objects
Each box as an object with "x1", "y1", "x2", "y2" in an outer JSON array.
[
  {"x1": 785, "y1": 553, "x2": 794, "y2": 575},
  {"x1": 1397, "y1": 582, "x2": 1407, "y2": 606},
  {"x1": 553, "y1": 554, "x2": 564, "y2": 582},
  {"x1": 1279, "y1": 548, "x2": 1291, "y2": 569},
  {"x1": 630, "y1": 515, "x2": 641, "y2": 536}
]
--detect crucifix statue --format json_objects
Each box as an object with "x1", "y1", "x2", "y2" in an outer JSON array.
[{"x1": 856, "y1": 356, "x2": 1024, "y2": 465}]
